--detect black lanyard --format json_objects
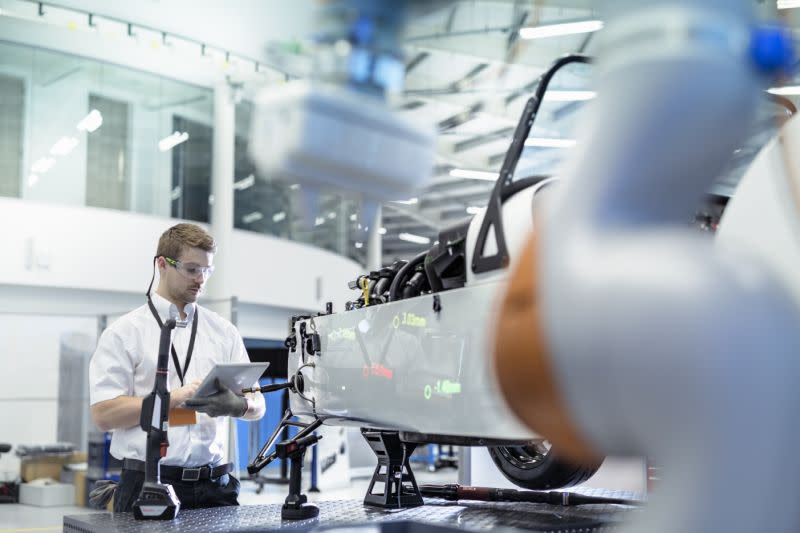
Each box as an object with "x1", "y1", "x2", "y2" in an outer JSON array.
[
  {"x1": 145, "y1": 255, "x2": 199, "y2": 385},
  {"x1": 146, "y1": 296, "x2": 198, "y2": 386}
]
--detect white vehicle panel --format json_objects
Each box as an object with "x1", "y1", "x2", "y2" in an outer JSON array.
[{"x1": 288, "y1": 282, "x2": 534, "y2": 441}]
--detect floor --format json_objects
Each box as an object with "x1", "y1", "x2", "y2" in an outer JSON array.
[{"x1": 0, "y1": 467, "x2": 458, "y2": 533}]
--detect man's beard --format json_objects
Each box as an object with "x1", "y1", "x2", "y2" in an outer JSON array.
[
  {"x1": 173, "y1": 285, "x2": 201, "y2": 303},
  {"x1": 184, "y1": 287, "x2": 201, "y2": 302}
]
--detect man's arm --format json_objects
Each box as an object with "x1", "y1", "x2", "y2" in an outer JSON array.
[
  {"x1": 90, "y1": 382, "x2": 201, "y2": 432},
  {"x1": 91, "y1": 396, "x2": 143, "y2": 432}
]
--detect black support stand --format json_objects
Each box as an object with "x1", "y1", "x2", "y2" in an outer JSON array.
[
  {"x1": 362, "y1": 429, "x2": 423, "y2": 508},
  {"x1": 277, "y1": 434, "x2": 321, "y2": 520}
]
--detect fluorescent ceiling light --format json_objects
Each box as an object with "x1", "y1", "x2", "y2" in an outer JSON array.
[
  {"x1": 524, "y1": 137, "x2": 577, "y2": 148},
  {"x1": 778, "y1": 0, "x2": 800, "y2": 9},
  {"x1": 392, "y1": 197, "x2": 418, "y2": 205},
  {"x1": 328, "y1": 211, "x2": 337, "y2": 220},
  {"x1": 466, "y1": 206, "x2": 483, "y2": 215},
  {"x1": 76, "y1": 109, "x2": 103, "y2": 132},
  {"x1": 449, "y1": 168, "x2": 498, "y2": 181},
  {"x1": 31, "y1": 157, "x2": 56, "y2": 174},
  {"x1": 272, "y1": 211, "x2": 286, "y2": 222},
  {"x1": 350, "y1": 213, "x2": 357, "y2": 221},
  {"x1": 379, "y1": 227, "x2": 387, "y2": 235},
  {"x1": 315, "y1": 216, "x2": 325, "y2": 226},
  {"x1": 543, "y1": 90, "x2": 596, "y2": 102},
  {"x1": 398, "y1": 232, "x2": 430, "y2": 245},
  {"x1": 355, "y1": 242, "x2": 363, "y2": 249},
  {"x1": 242, "y1": 211, "x2": 263, "y2": 224},
  {"x1": 289, "y1": 183, "x2": 300, "y2": 190},
  {"x1": 768, "y1": 86, "x2": 800, "y2": 96},
  {"x1": 519, "y1": 19, "x2": 603, "y2": 40},
  {"x1": 158, "y1": 131, "x2": 189, "y2": 152},
  {"x1": 233, "y1": 174, "x2": 255, "y2": 191},
  {"x1": 50, "y1": 136, "x2": 79, "y2": 156}
]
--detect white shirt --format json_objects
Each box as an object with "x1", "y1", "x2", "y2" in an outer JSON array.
[{"x1": 89, "y1": 292, "x2": 266, "y2": 466}]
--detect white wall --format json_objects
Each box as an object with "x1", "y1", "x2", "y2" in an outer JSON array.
[
  {"x1": 0, "y1": 313, "x2": 98, "y2": 476},
  {"x1": 55, "y1": 0, "x2": 314, "y2": 63},
  {"x1": 0, "y1": 1, "x2": 302, "y2": 89},
  {"x1": 0, "y1": 197, "x2": 360, "y2": 311}
]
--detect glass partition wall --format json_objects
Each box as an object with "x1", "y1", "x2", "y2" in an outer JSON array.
[{"x1": 0, "y1": 41, "x2": 364, "y2": 261}]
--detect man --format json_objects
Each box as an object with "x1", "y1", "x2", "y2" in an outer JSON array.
[{"x1": 90, "y1": 223, "x2": 265, "y2": 512}]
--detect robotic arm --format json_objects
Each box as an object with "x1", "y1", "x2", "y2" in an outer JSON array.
[{"x1": 495, "y1": 2, "x2": 800, "y2": 532}]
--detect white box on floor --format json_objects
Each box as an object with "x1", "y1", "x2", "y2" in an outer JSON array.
[{"x1": 19, "y1": 482, "x2": 75, "y2": 507}]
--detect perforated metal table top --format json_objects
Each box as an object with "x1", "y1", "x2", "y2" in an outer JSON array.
[{"x1": 64, "y1": 495, "x2": 637, "y2": 533}]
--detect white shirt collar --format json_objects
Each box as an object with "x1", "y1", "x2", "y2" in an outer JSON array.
[{"x1": 150, "y1": 291, "x2": 196, "y2": 324}]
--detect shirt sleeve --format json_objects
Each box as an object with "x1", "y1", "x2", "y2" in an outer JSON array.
[
  {"x1": 89, "y1": 327, "x2": 134, "y2": 405},
  {"x1": 229, "y1": 327, "x2": 266, "y2": 421}
]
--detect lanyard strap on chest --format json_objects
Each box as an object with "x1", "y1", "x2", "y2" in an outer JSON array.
[{"x1": 146, "y1": 296, "x2": 198, "y2": 386}]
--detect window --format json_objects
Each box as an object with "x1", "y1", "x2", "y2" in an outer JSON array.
[
  {"x1": 171, "y1": 115, "x2": 212, "y2": 222},
  {"x1": 86, "y1": 94, "x2": 130, "y2": 210},
  {"x1": 0, "y1": 73, "x2": 24, "y2": 198}
]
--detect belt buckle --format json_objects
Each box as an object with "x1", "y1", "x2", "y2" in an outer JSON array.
[{"x1": 181, "y1": 467, "x2": 202, "y2": 482}]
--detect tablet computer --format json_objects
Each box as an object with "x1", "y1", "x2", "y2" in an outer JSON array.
[{"x1": 193, "y1": 362, "x2": 270, "y2": 397}]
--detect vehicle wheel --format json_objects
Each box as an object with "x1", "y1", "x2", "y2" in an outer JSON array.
[{"x1": 488, "y1": 440, "x2": 601, "y2": 490}]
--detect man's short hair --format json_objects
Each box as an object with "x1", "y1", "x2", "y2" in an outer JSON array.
[{"x1": 156, "y1": 223, "x2": 217, "y2": 259}]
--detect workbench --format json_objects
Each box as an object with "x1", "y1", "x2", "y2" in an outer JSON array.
[{"x1": 64, "y1": 490, "x2": 638, "y2": 533}]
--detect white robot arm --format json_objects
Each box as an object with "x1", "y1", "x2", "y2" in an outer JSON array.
[{"x1": 495, "y1": 1, "x2": 800, "y2": 532}]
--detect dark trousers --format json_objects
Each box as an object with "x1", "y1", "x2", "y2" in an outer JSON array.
[{"x1": 113, "y1": 468, "x2": 240, "y2": 513}]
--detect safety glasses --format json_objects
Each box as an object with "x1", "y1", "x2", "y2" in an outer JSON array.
[{"x1": 164, "y1": 256, "x2": 215, "y2": 280}]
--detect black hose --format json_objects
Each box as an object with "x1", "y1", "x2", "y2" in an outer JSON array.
[
  {"x1": 402, "y1": 272, "x2": 427, "y2": 299},
  {"x1": 389, "y1": 251, "x2": 428, "y2": 302},
  {"x1": 371, "y1": 277, "x2": 390, "y2": 303},
  {"x1": 367, "y1": 278, "x2": 378, "y2": 305}
]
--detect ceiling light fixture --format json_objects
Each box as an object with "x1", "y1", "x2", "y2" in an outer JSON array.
[
  {"x1": 355, "y1": 242, "x2": 363, "y2": 249},
  {"x1": 449, "y1": 168, "x2": 498, "y2": 181},
  {"x1": 777, "y1": 0, "x2": 800, "y2": 9},
  {"x1": 519, "y1": 19, "x2": 604, "y2": 40},
  {"x1": 524, "y1": 137, "x2": 577, "y2": 148},
  {"x1": 233, "y1": 174, "x2": 255, "y2": 191},
  {"x1": 242, "y1": 211, "x2": 263, "y2": 224},
  {"x1": 398, "y1": 232, "x2": 430, "y2": 245},
  {"x1": 158, "y1": 131, "x2": 189, "y2": 152},
  {"x1": 50, "y1": 136, "x2": 79, "y2": 156},
  {"x1": 379, "y1": 227, "x2": 387, "y2": 235},
  {"x1": 543, "y1": 90, "x2": 596, "y2": 102},
  {"x1": 272, "y1": 211, "x2": 286, "y2": 222},
  {"x1": 31, "y1": 157, "x2": 56, "y2": 174},
  {"x1": 315, "y1": 216, "x2": 325, "y2": 226},
  {"x1": 76, "y1": 109, "x2": 103, "y2": 132}
]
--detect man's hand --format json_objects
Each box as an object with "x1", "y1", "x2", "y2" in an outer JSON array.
[
  {"x1": 169, "y1": 380, "x2": 201, "y2": 409},
  {"x1": 184, "y1": 379, "x2": 247, "y2": 418}
]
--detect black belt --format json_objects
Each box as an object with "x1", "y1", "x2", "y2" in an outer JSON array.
[{"x1": 123, "y1": 458, "x2": 233, "y2": 482}]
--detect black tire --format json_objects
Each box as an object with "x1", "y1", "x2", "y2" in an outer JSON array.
[{"x1": 488, "y1": 443, "x2": 602, "y2": 490}]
